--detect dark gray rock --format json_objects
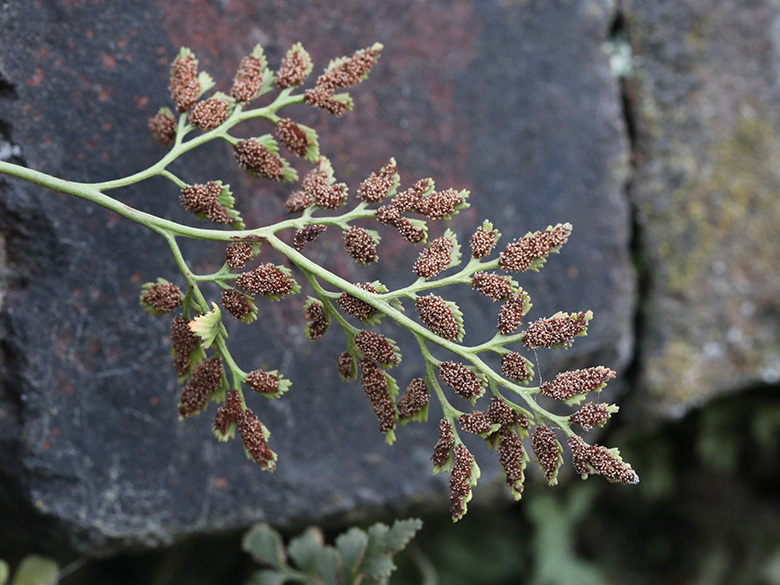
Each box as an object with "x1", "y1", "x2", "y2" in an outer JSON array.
[
  {"x1": 0, "y1": 0, "x2": 633, "y2": 553},
  {"x1": 623, "y1": 0, "x2": 780, "y2": 416}
]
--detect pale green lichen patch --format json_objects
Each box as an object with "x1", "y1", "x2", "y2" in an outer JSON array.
[
  {"x1": 666, "y1": 111, "x2": 780, "y2": 290},
  {"x1": 643, "y1": 107, "x2": 780, "y2": 411}
]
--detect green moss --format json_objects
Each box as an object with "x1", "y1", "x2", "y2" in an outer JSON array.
[
  {"x1": 665, "y1": 109, "x2": 780, "y2": 291},
  {"x1": 697, "y1": 405, "x2": 742, "y2": 472},
  {"x1": 684, "y1": 12, "x2": 711, "y2": 53},
  {"x1": 639, "y1": 105, "x2": 780, "y2": 407},
  {"x1": 528, "y1": 486, "x2": 606, "y2": 585},
  {"x1": 695, "y1": 391, "x2": 780, "y2": 472},
  {"x1": 644, "y1": 339, "x2": 699, "y2": 404}
]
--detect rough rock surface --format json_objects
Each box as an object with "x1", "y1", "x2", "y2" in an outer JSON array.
[
  {"x1": 624, "y1": 0, "x2": 780, "y2": 416},
  {"x1": 0, "y1": 0, "x2": 632, "y2": 553}
]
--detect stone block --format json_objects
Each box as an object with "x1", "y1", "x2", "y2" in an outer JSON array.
[{"x1": 0, "y1": 0, "x2": 632, "y2": 553}]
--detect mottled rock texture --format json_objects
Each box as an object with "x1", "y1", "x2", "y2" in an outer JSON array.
[
  {"x1": 624, "y1": 0, "x2": 780, "y2": 415},
  {"x1": 0, "y1": 0, "x2": 633, "y2": 553}
]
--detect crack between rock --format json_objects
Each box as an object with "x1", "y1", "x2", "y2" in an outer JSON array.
[
  {"x1": 609, "y1": 2, "x2": 651, "y2": 412},
  {"x1": 0, "y1": 71, "x2": 24, "y2": 430},
  {"x1": 0, "y1": 69, "x2": 51, "y2": 554}
]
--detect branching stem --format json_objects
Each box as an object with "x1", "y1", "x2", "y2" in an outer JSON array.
[{"x1": 0, "y1": 40, "x2": 636, "y2": 521}]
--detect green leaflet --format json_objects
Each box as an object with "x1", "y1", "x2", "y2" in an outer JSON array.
[{"x1": 242, "y1": 524, "x2": 286, "y2": 569}]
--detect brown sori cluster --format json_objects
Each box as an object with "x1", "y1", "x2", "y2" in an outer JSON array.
[
  {"x1": 294, "y1": 224, "x2": 327, "y2": 251},
  {"x1": 143, "y1": 282, "x2": 182, "y2": 313},
  {"x1": 450, "y1": 444, "x2": 475, "y2": 521},
  {"x1": 438, "y1": 361, "x2": 484, "y2": 400},
  {"x1": 359, "y1": 359, "x2": 395, "y2": 434},
  {"x1": 568, "y1": 435, "x2": 639, "y2": 484},
  {"x1": 148, "y1": 111, "x2": 176, "y2": 145},
  {"x1": 337, "y1": 351, "x2": 356, "y2": 379},
  {"x1": 415, "y1": 294, "x2": 460, "y2": 340},
  {"x1": 497, "y1": 293, "x2": 528, "y2": 335},
  {"x1": 486, "y1": 397, "x2": 529, "y2": 429},
  {"x1": 238, "y1": 409, "x2": 275, "y2": 468},
  {"x1": 498, "y1": 224, "x2": 572, "y2": 272},
  {"x1": 246, "y1": 369, "x2": 280, "y2": 394},
  {"x1": 374, "y1": 204, "x2": 401, "y2": 225},
  {"x1": 237, "y1": 263, "x2": 296, "y2": 297},
  {"x1": 522, "y1": 312, "x2": 589, "y2": 350},
  {"x1": 539, "y1": 367, "x2": 616, "y2": 401},
  {"x1": 397, "y1": 378, "x2": 428, "y2": 419},
  {"x1": 214, "y1": 389, "x2": 243, "y2": 435},
  {"x1": 234, "y1": 138, "x2": 285, "y2": 181},
  {"x1": 225, "y1": 242, "x2": 254, "y2": 269},
  {"x1": 304, "y1": 45, "x2": 381, "y2": 116},
  {"x1": 413, "y1": 236, "x2": 453, "y2": 279},
  {"x1": 432, "y1": 419, "x2": 455, "y2": 467},
  {"x1": 498, "y1": 431, "x2": 526, "y2": 494},
  {"x1": 358, "y1": 160, "x2": 397, "y2": 203},
  {"x1": 458, "y1": 411, "x2": 493, "y2": 435},
  {"x1": 169, "y1": 54, "x2": 200, "y2": 112},
  {"x1": 179, "y1": 357, "x2": 223, "y2": 417},
  {"x1": 180, "y1": 182, "x2": 231, "y2": 224},
  {"x1": 395, "y1": 218, "x2": 427, "y2": 243},
  {"x1": 305, "y1": 300, "x2": 329, "y2": 340},
  {"x1": 372, "y1": 177, "x2": 431, "y2": 243},
  {"x1": 319, "y1": 46, "x2": 381, "y2": 90},
  {"x1": 470, "y1": 226, "x2": 497, "y2": 258},
  {"x1": 304, "y1": 85, "x2": 352, "y2": 116},
  {"x1": 276, "y1": 118, "x2": 309, "y2": 157},
  {"x1": 355, "y1": 330, "x2": 398, "y2": 365},
  {"x1": 569, "y1": 402, "x2": 612, "y2": 431},
  {"x1": 276, "y1": 47, "x2": 310, "y2": 88},
  {"x1": 170, "y1": 315, "x2": 199, "y2": 376},
  {"x1": 343, "y1": 226, "x2": 378, "y2": 264},
  {"x1": 221, "y1": 289, "x2": 253, "y2": 321},
  {"x1": 417, "y1": 189, "x2": 465, "y2": 219},
  {"x1": 337, "y1": 283, "x2": 379, "y2": 320},
  {"x1": 531, "y1": 425, "x2": 562, "y2": 484},
  {"x1": 500, "y1": 352, "x2": 532, "y2": 382},
  {"x1": 231, "y1": 54, "x2": 265, "y2": 102},
  {"x1": 302, "y1": 167, "x2": 347, "y2": 209},
  {"x1": 472, "y1": 272, "x2": 513, "y2": 301},
  {"x1": 392, "y1": 179, "x2": 429, "y2": 211},
  {"x1": 284, "y1": 190, "x2": 313, "y2": 213},
  {"x1": 189, "y1": 97, "x2": 229, "y2": 130}
]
